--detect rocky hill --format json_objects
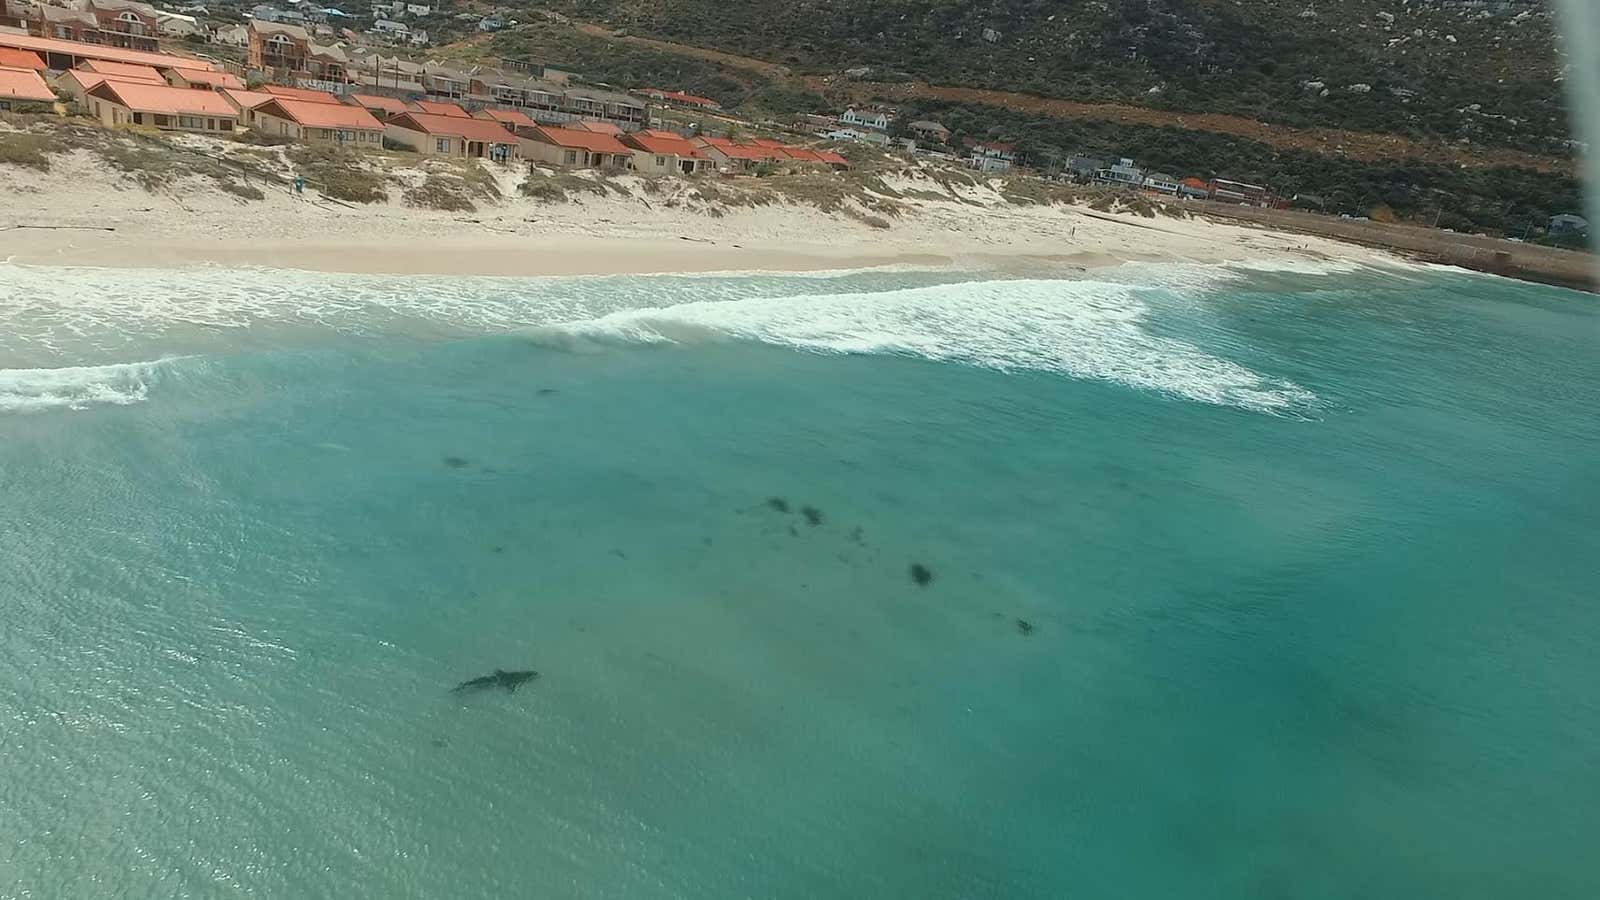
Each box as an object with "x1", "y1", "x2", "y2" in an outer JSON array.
[{"x1": 543, "y1": 0, "x2": 1573, "y2": 155}]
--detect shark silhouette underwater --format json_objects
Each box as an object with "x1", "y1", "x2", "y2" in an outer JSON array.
[{"x1": 450, "y1": 669, "x2": 539, "y2": 694}]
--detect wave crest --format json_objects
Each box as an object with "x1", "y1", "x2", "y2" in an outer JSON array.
[
  {"x1": 529, "y1": 279, "x2": 1317, "y2": 414},
  {"x1": 0, "y1": 358, "x2": 178, "y2": 413}
]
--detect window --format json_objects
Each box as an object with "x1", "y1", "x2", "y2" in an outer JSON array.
[
  {"x1": 655, "y1": 155, "x2": 666, "y2": 167},
  {"x1": 178, "y1": 115, "x2": 203, "y2": 128},
  {"x1": 563, "y1": 149, "x2": 577, "y2": 165},
  {"x1": 154, "y1": 115, "x2": 169, "y2": 127},
  {"x1": 221, "y1": 119, "x2": 233, "y2": 131},
  {"x1": 436, "y1": 137, "x2": 450, "y2": 152},
  {"x1": 319, "y1": 129, "x2": 332, "y2": 140},
  {"x1": 206, "y1": 119, "x2": 215, "y2": 130}
]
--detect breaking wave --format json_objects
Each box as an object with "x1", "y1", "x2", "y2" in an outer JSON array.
[
  {"x1": 0, "y1": 358, "x2": 180, "y2": 413},
  {"x1": 528, "y1": 279, "x2": 1318, "y2": 414}
]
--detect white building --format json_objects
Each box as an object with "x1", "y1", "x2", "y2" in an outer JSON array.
[{"x1": 838, "y1": 106, "x2": 889, "y2": 131}]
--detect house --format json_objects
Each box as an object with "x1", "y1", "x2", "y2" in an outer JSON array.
[
  {"x1": 1065, "y1": 155, "x2": 1103, "y2": 180},
  {"x1": 219, "y1": 87, "x2": 274, "y2": 124},
  {"x1": 0, "y1": 31, "x2": 217, "y2": 72},
  {"x1": 405, "y1": 3, "x2": 430, "y2": 15},
  {"x1": 0, "y1": 48, "x2": 48, "y2": 71},
  {"x1": 248, "y1": 20, "x2": 349, "y2": 84},
  {"x1": 1093, "y1": 158, "x2": 1143, "y2": 188},
  {"x1": 85, "y1": 77, "x2": 237, "y2": 132},
  {"x1": 54, "y1": 67, "x2": 156, "y2": 104},
  {"x1": 619, "y1": 128, "x2": 712, "y2": 175},
  {"x1": 517, "y1": 124, "x2": 631, "y2": 169},
  {"x1": 1548, "y1": 213, "x2": 1589, "y2": 236},
  {"x1": 907, "y1": 119, "x2": 949, "y2": 143},
  {"x1": 824, "y1": 127, "x2": 888, "y2": 146},
  {"x1": 476, "y1": 15, "x2": 505, "y2": 31},
  {"x1": 384, "y1": 111, "x2": 519, "y2": 160},
  {"x1": 154, "y1": 10, "x2": 200, "y2": 37},
  {"x1": 692, "y1": 135, "x2": 779, "y2": 171},
  {"x1": 213, "y1": 23, "x2": 250, "y2": 46},
  {"x1": 0, "y1": 65, "x2": 54, "y2": 109},
  {"x1": 1207, "y1": 178, "x2": 1271, "y2": 205},
  {"x1": 572, "y1": 119, "x2": 622, "y2": 134},
  {"x1": 371, "y1": 18, "x2": 408, "y2": 36},
  {"x1": 263, "y1": 83, "x2": 341, "y2": 103},
  {"x1": 410, "y1": 97, "x2": 467, "y2": 117},
  {"x1": 346, "y1": 91, "x2": 407, "y2": 119},
  {"x1": 79, "y1": 59, "x2": 164, "y2": 82},
  {"x1": 474, "y1": 106, "x2": 536, "y2": 132},
  {"x1": 164, "y1": 67, "x2": 245, "y2": 90},
  {"x1": 251, "y1": 95, "x2": 383, "y2": 145},
  {"x1": 968, "y1": 141, "x2": 1016, "y2": 174},
  {"x1": 814, "y1": 149, "x2": 849, "y2": 170},
  {"x1": 32, "y1": 0, "x2": 162, "y2": 53},
  {"x1": 639, "y1": 87, "x2": 720, "y2": 110},
  {"x1": 1142, "y1": 172, "x2": 1179, "y2": 194},
  {"x1": 838, "y1": 106, "x2": 889, "y2": 131},
  {"x1": 1178, "y1": 176, "x2": 1211, "y2": 199}
]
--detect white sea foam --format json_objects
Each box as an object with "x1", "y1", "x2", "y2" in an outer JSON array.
[
  {"x1": 530, "y1": 279, "x2": 1318, "y2": 414},
  {"x1": 0, "y1": 358, "x2": 177, "y2": 413}
]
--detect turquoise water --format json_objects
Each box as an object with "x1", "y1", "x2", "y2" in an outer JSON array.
[{"x1": 2, "y1": 261, "x2": 1597, "y2": 897}]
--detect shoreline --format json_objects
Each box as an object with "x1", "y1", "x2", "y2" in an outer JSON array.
[{"x1": 1, "y1": 147, "x2": 1398, "y2": 278}]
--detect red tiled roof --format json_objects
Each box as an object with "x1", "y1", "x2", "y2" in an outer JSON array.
[
  {"x1": 476, "y1": 107, "x2": 535, "y2": 128},
  {"x1": 170, "y1": 68, "x2": 245, "y2": 90},
  {"x1": 257, "y1": 97, "x2": 382, "y2": 131},
  {"x1": 390, "y1": 112, "x2": 517, "y2": 142},
  {"x1": 80, "y1": 60, "x2": 164, "y2": 82},
  {"x1": 0, "y1": 66, "x2": 55, "y2": 103},
  {"x1": 524, "y1": 125, "x2": 630, "y2": 154},
  {"x1": 219, "y1": 88, "x2": 275, "y2": 111},
  {"x1": 815, "y1": 150, "x2": 849, "y2": 167},
  {"x1": 750, "y1": 138, "x2": 787, "y2": 148},
  {"x1": 0, "y1": 48, "x2": 46, "y2": 71},
  {"x1": 1180, "y1": 176, "x2": 1209, "y2": 189},
  {"x1": 778, "y1": 147, "x2": 825, "y2": 162},
  {"x1": 0, "y1": 32, "x2": 216, "y2": 71},
  {"x1": 263, "y1": 84, "x2": 341, "y2": 104},
  {"x1": 572, "y1": 119, "x2": 621, "y2": 134},
  {"x1": 348, "y1": 93, "x2": 408, "y2": 115},
  {"x1": 88, "y1": 78, "x2": 237, "y2": 116},
  {"x1": 412, "y1": 99, "x2": 468, "y2": 117},
  {"x1": 622, "y1": 129, "x2": 703, "y2": 158}
]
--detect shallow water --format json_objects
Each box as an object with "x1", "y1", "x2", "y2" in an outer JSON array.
[{"x1": 2, "y1": 261, "x2": 1597, "y2": 897}]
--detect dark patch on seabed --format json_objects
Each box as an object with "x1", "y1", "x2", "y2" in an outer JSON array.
[
  {"x1": 443, "y1": 456, "x2": 469, "y2": 469},
  {"x1": 910, "y1": 563, "x2": 933, "y2": 587}
]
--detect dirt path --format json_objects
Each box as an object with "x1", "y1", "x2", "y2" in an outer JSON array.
[{"x1": 566, "y1": 21, "x2": 1568, "y2": 174}]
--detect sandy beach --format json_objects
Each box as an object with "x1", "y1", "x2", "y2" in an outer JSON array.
[{"x1": 1, "y1": 147, "x2": 1389, "y2": 277}]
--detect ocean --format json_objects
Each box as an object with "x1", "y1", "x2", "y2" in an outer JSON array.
[{"x1": 1, "y1": 260, "x2": 1596, "y2": 898}]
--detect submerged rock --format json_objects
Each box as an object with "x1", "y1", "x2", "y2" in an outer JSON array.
[
  {"x1": 801, "y1": 506, "x2": 824, "y2": 526},
  {"x1": 1015, "y1": 618, "x2": 1034, "y2": 636},
  {"x1": 910, "y1": 563, "x2": 933, "y2": 587},
  {"x1": 766, "y1": 497, "x2": 791, "y2": 513},
  {"x1": 443, "y1": 456, "x2": 469, "y2": 469}
]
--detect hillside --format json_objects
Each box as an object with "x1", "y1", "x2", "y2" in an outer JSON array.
[{"x1": 541, "y1": 0, "x2": 1573, "y2": 155}]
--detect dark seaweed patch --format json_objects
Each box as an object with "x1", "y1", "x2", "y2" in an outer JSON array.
[
  {"x1": 801, "y1": 506, "x2": 824, "y2": 526},
  {"x1": 1015, "y1": 618, "x2": 1034, "y2": 636},
  {"x1": 910, "y1": 563, "x2": 933, "y2": 587},
  {"x1": 443, "y1": 456, "x2": 469, "y2": 469},
  {"x1": 766, "y1": 497, "x2": 790, "y2": 513}
]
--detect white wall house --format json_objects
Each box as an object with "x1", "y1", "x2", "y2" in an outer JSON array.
[{"x1": 838, "y1": 107, "x2": 889, "y2": 131}]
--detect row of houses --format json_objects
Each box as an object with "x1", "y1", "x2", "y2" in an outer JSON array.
[
  {"x1": 244, "y1": 21, "x2": 650, "y2": 132},
  {"x1": 1076, "y1": 156, "x2": 1285, "y2": 206}
]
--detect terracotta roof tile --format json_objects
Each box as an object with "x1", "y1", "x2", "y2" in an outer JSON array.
[
  {"x1": 80, "y1": 60, "x2": 165, "y2": 81},
  {"x1": 89, "y1": 78, "x2": 237, "y2": 116},
  {"x1": 476, "y1": 107, "x2": 535, "y2": 128},
  {"x1": 258, "y1": 97, "x2": 383, "y2": 130},
  {"x1": 0, "y1": 66, "x2": 55, "y2": 103},
  {"x1": 622, "y1": 130, "x2": 703, "y2": 158},
  {"x1": 219, "y1": 88, "x2": 275, "y2": 111},
  {"x1": 0, "y1": 48, "x2": 46, "y2": 71},
  {"x1": 412, "y1": 99, "x2": 469, "y2": 117},
  {"x1": 348, "y1": 93, "x2": 408, "y2": 115},
  {"x1": 0, "y1": 32, "x2": 215, "y2": 70},
  {"x1": 263, "y1": 84, "x2": 342, "y2": 104},
  {"x1": 390, "y1": 112, "x2": 517, "y2": 142},
  {"x1": 524, "y1": 125, "x2": 631, "y2": 154},
  {"x1": 170, "y1": 68, "x2": 245, "y2": 90}
]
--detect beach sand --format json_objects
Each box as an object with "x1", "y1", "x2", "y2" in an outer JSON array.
[{"x1": 1, "y1": 148, "x2": 1388, "y2": 277}]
